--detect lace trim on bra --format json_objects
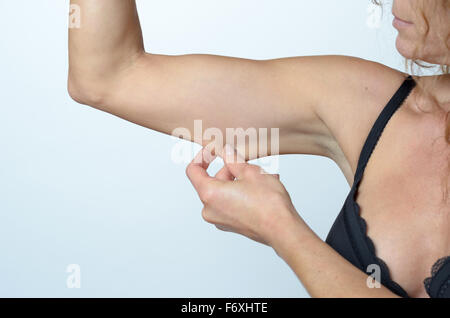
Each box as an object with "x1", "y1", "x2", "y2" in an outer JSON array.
[
  {"x1": 423, "y1": 256, "x2": 450, "y2": 298},
  {"x1": 349, "y1": 78, "x2": 415, "y2": 297},
  {"x1": 340, "y1": 75, "x2": 449, "y2": 298},
  {"x1": 351, "y1": 199, "x2": 409, "y2": 297}
]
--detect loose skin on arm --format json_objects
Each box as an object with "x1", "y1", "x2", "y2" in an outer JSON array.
[{"x1": 68, "y1": 0, "x2": 406, "y2": 167}]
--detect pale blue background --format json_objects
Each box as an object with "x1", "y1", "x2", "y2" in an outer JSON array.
[{"x1": 0, "y1": 0, "x2": 406, "y2": 297}]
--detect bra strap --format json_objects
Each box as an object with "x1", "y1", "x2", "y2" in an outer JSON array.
[{"x1": 353, "y1": 75, "x2": 416, "y2": 184}]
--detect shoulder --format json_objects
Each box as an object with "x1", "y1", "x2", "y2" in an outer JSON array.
[{"x1": 311, "y1": 56, "x2": 409, "y2": 183}]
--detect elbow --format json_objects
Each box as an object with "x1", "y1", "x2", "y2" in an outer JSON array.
[
  {"x1": 67, "y1": 72, "x2": 107, "y2": 108},
  {"x1": 67, "y1": 51, "x2": 147, "y2": 107}
]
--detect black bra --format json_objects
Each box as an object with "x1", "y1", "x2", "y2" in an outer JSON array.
[{"x1": 325, "y1": 75, "x2": 450, "y2": 298}]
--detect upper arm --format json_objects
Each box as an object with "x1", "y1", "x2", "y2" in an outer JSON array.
[
  {"x1": 69, "y1": 52, "x2": 406, "y2": 173},
  {"x1": 72, "y1": 52, "x2": 332, "y2": 159}
]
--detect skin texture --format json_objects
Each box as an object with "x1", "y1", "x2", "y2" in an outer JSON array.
[
  {"x1": 186, "y1": 146, "x2": 401, "y2": 297},
  {"x1": 68, "y1": 0, "x2": 449, "y2": 297},
  {"x1": 392, "y1": 0, "x2": 450, "y2": 65}
]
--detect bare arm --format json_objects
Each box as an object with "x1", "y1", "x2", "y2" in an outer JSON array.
[
  {"x1": 68, "y1": 0, "x2": 406, "y2": 176},
  {"x1": 272, "y1": 214, "x2": 400, "y2": 298},
  {"x1": 68, "y1": 0, "x2": 144, "y2": 101},
  {"x1": 185, "y1": 144, "x2": 401, "y2": 297}
]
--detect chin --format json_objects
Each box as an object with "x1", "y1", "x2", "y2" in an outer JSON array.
[
  {"x1": 395, "y1": 36, "x2": 417, "y2": 61},
  {"x1": 395, "y1": 35, "x2": 448, "y2": 66}
]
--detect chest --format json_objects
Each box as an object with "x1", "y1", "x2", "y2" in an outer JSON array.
[{"x1": 354, "y1": 108, "x2": 450, "y2": 297}]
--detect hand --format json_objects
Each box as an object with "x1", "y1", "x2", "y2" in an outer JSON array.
[{"x1": 186, "y1": 144, "x2": 305, "y2": 247}]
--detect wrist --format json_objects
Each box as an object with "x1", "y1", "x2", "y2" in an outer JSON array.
[{"x1": 268, "y1": 210, "x2": 317, "y2": 260}]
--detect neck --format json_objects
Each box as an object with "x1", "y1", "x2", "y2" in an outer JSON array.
[{"x1": 415, "y1": 74, "x2": 450, "y2": 113}]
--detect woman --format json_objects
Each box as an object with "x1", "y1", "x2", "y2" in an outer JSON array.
[{"x1": 68, "y1": 0, "x2": 449, "y2": 297}]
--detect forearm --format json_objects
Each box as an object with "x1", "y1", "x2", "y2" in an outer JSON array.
[
  {"x1": 68, "y1": 0, "x2": 144, "y2": 101},
  {"x1": 271, "y1": 215, "x2": 400, "y2": 298}
]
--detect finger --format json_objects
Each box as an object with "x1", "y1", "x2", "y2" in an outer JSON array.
[
  {"x1": 186, "y1": 147, "x2": 216, "y2": 193},
  {"x1": 220, "y1": 144, "x2": 248, "y2": 179},
  {"x1": 203, "y1": 142, "x2": 217, "y2": 163},
  {"x1": 214, "y1": 165, "x2": 235, "y2": 181}
]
